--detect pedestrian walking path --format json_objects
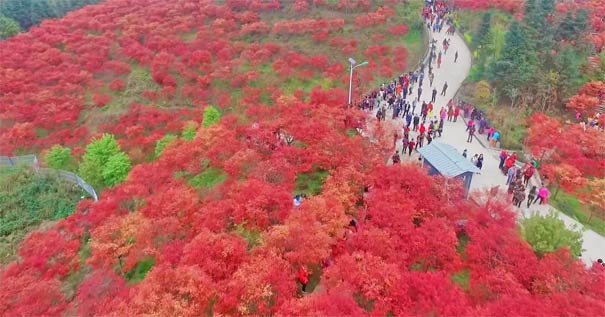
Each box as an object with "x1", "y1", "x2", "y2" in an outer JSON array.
[{"x1": 367, "y1": 16, "x2": 604, "y2": 265}]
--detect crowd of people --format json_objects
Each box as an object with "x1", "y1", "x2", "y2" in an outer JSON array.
[
  {"x1": 498, "y1": 150, "x2": 549, "y2": 209},
  {"x1": 357, "y1": 0, "x2": 458, "y2": 164}
]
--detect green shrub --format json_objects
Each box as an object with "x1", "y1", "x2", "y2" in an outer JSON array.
[
  {"x1": 521, "y1": 212, "x2": 583, "y2": 258},
  {"x1": 45, "y1": 145, "x2": 74, "y2": 171},
  {"x1": 182, "y1": 121, "x2": 198, "y2": 141},
  {"x1": 202, "y1": 106, "x2": 221, "y2": 127},
  {"x1": 155, "y1": 134, "x2": 176, "y2": 157},
  {"x1": 294, "y1": 169, "x2": 329, "y2": 196},
  {"x1": 0, "y1": 168, "x2": 84, "y2": 263},
  {"x1": 125, "y1": 257, "x2": 155, "y2": 283},
  {"x1": 188, "y1": 167, "x2": 227, "y2": 189}
]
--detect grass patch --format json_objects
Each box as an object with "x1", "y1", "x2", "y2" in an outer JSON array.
[
  {"x1": 456, "y1": 231, "x2": 470, "y2": 259},
  {"x1": 188, "y1": 167, "x2": 227, "y2": 189},
  {"x1": 0, "y1": 168, "x2": 86, "y2": 264},
  {"x1": 451, "y1": 269, "x2": 470, "y2": 291},
  {"x1": 125, "y1": 256, "x2": 155, "y2": 284},
  {"x1": 550, "y1": 190, "x2": 605, "y2": 236},
  {"x1": 294, "y1": 169, "x2": 329, "y2": 196},
  {"x1": 233, "y1": 223, "x2": 262, "y2": 250}
]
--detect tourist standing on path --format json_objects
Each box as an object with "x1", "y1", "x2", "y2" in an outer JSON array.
[
  {"x1": 429, "y1": 72, "x2": 435, "y2": 86},
  {"x1": 431, "y1": 88, "x2": 437, "y2": 102},
  {"x1": 441, "y1": 82, "x2": 448, "y2": 96},
  {"x1": 476, "y1": 154, "x2": 484, "y2": 170}
]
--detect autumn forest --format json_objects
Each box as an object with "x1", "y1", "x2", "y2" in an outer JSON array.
[{"x1": 0, "y1": 0, "x2": 604, "y2": 316}]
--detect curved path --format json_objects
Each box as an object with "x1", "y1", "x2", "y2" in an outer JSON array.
[{"x1": 374, "y1": 22, "x2": 604, "y2": 265}]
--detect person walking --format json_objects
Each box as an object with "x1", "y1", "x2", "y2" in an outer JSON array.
[
  {"x1": 429, "y1": 72, "x2": 435, "y2": 86},
  {"x1": 417, "y1": 133, "x2": 425, "y2": 148},
  {"x1": 533, "y1": 185, "x2": 550, "y2": 205},
  {"x1": 523, "y1": 164, "x2": 535, "y2": 186},
  {"x1": 413, "y1": 114, "x2": 420, "y2": 131},
  {"x1": 526, "y1": 186, "x2": 537, "y2": 208},
  {"x1": 454, "y1": 51, "x2": 458, "y2": 63},
  {"x1": 462, "y1": 149, "x2": 467, "y2": 158},
  {"x1": 453, "y1": 106, "x2": 460, "y2": 122},
  {"x1": 405, "y1": 112, "x2": 412, "y2": 127},
  {"x1": 417, "y1": 86, "x2": 423, "y2": 101},
  {"x1": 491, "y1": 130, "x2": 500, "y2": 147},
  {"x1": 441, "y1": 82, "x2": 448, "y2": 96},
  {"x1": 506, "y1": 166, "x2": 516, "y2": 185},
  {"x1": 499, "y1": 150, "x2": 507, "y2": 171},
  {"x1": 467, "y1": 125, "x2": 475, "y2": 143},
  {"x1": 407, "y1": 138, "x2": 416, "y2": 156},
  {"x1": 431, "y1": 88, "x2": 437, "y2": 103},
  {"x1": 513, "y1": 184, "x2": 526, "y2": 208}
]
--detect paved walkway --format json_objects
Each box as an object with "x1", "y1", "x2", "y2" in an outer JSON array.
[{"x1": 370, "y1": 24, "x2": 604, "y2": 265}]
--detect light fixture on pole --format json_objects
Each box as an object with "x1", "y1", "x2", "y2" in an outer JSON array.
[{"x1": 348, "y1": 58, "x2": 368, "y2": 108}]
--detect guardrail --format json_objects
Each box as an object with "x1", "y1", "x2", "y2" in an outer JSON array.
[{"x1": 0, "y1": 155, "x2": 99, "y2": 202}]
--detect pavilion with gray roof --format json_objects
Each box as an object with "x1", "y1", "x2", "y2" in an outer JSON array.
[{"x1": 417, "y1": 142, "x2": 480, "y2": 197}]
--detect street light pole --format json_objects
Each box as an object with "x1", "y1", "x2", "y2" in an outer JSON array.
[{"x1": 347, "y1": 58, "x2": 368, "y2": 108}]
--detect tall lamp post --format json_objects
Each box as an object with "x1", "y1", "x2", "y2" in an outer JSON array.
[{"x1": 348, "y1": 58, "x2": 368, "y2": 108}]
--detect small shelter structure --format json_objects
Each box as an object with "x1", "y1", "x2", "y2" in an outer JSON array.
[{"x1": 417, "y1": 142, "x2": 480, "y2": 197}]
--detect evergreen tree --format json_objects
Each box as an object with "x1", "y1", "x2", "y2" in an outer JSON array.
[
  {"x1": 474, "y1": 11, "x2": 492, "y2": 50},
  {"x1": 0, "y1": 13, "x2": 20, "y2": 39},
  {"x1": 554, "y1": 46, "x2": 583, "y2": 100},
  {"x1": 0, "y1": 0, "x2": 52, "y2": 30},
  {"x1": 487, "y1": 21, "x2": 535, "y2": 95}
]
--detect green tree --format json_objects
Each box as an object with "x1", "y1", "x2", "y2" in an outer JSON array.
[
  {"x1": 556, "y1": 10, "x2": 588, "y2": 42},
  {"x1": 101, "y1": 152, "x2": 131, "y2": 186},
  {"x1": 79, "y1": 134, "x2": 129, "y2": 188},
  {"x1": 202, "y1": 106, "x2": 221, "y2": 127},
  {"x1": 0, "y1": 14, "x2": 20, "y2": 39},
  {"x1": 554, "y1": 46, "x2": 583, "y2": 100},
  {"x1": 0, "y1": 0, "x2": 52, "y2": 29},
  {"x1": 44, "y1": 145, "x2": 74, "y2": 171},
  {"x1": 521, "y1": 212, "x2": 583, "y2": 258},
  {"x1": 155, "y1": 134, "x2": 176, "y2": 157},
  {"x1": 474, "y1": 11, "x2": 491, "y2": 50},
  {"x1": 487, "y1": 21, "x2": 536, "y2": 96}
]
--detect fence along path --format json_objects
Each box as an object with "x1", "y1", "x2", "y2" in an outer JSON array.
[{"x1": 0, "y1": 155, "x2": 99, "y2": 202}]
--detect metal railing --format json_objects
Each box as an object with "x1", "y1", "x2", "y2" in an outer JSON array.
[{"x1": 0, "y1": 155, "x2": 99, "y2": 201}]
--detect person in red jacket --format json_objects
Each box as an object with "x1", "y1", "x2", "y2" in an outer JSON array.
[
  {"x1": 298, "y1": 265, "x2": 310, "y2": 293},
  {"x1": 453, "y1": 106, "x2": 460, "y2": 122}
]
